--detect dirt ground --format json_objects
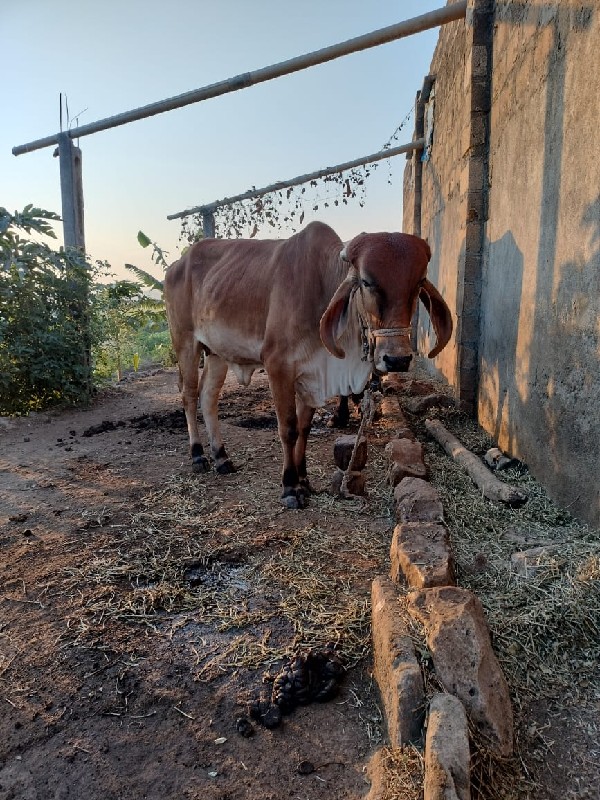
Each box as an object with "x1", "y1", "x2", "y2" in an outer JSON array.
[
  {"x1": 0, "y1": 368, "x2": 399, "y2": 800},
  {"x1": 1, "y1": 366, "x2": 599, "y2": 800}
]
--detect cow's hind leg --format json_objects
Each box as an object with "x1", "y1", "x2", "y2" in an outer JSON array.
[
  {"x1": 267, "y1": 367, "x2": 305, "y2": 509},
  {"x1": 199, "y1": 354, "x2": 235, "y2": 474},
  {"x1": 176, "y1": 338, "x2": 209, "y2": 472},
  {"x1": 328, "y1": 394, "x2": 350, "y2": 428}
]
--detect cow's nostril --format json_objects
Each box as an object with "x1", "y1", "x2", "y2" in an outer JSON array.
[{"x1": 383, "y1": 354, "x2": 412, "y2": 372}]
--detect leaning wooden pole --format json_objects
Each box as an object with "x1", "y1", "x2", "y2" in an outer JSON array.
[{"x1": 425, "y1": 419, "x2": 528, "y2": 506}]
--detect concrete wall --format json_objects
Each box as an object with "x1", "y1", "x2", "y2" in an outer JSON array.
[
  {"x1": 404, "y1": 0, "x2": 600, "y2": 526},
  {"x1": 404, "y1": 2, "x2": 470, "y2": 387}
]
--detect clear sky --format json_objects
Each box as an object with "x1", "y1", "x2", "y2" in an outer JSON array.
[{"x1": 3, "y1": 1, "x2": 443, "y2": 280}]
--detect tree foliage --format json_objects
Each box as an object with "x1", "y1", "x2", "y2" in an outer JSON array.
[
  {"x1": 0, "y1": 210, "x2": 175, "y2": 413},
  {"x1": 0, "y1": 206, "x2": 93, "y2": 414}
]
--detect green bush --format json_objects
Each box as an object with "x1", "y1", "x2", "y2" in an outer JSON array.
[
  {"x1": 0, "y1": 205, "x2": 93, "y2": 414},
  {"x1": 0, "y1": 208, "x2": 174, "y2": 413}
]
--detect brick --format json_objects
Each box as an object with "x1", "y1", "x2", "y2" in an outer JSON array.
[
  {"x1": 408, "y1": 586, "x2": 513, "y2": 757},
  {"x1": 331, "y1": 467, "x2": 366, "y2": 497},
  {"x1": 386, "y1": 438, "x2": 427, "y2": 486},
  {"x1": 333, "y1": 434, "x2": 367, "y2": 471},
  {"x1": 394, "y1": 477, "x2": 445, "y2": 523},
  {"x1": 424, "y1": 693, "x2": 471, "y2": 800},
  {"x1": 371, "y1": 577, "x2": 425, "y2": 745},
  {"x1": 391, "y1": 523, "x2": 455, "y2": 589}
]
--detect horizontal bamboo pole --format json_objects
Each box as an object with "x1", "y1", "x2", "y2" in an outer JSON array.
[
  {"x1": 13, "y1": 2, "x2": 466, "y2": 156},
  {"x1": 167, "y1": 138, "x2": 425, "y2": 220}
]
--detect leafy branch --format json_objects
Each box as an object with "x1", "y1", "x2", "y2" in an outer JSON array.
[{"x1": 179, "y1": 110, "x2": 414, "y2": 242}]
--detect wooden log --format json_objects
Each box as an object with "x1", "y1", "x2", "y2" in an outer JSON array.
[{"x1": 424, "y1": 419, "x2": 528, "y2": 506}]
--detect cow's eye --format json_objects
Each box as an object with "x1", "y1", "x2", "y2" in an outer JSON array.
[{"x1": 361, "y1": 278, "x2": 373, "y2": 290}]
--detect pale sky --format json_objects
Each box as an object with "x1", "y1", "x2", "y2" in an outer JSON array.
[{"x1": 4, "y1": 1, "x2": 443, "y2": 280}]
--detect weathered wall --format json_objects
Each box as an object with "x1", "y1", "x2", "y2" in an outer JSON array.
[
  {"x1": 481, "y1": 0, "x2": 599, "y2": 525},
  {"x1": 404, "y1": 1, "x2": 470, "y2": 386},
  {"x1": 404, "y1": 0, "x2": 600, "y2": 526}
]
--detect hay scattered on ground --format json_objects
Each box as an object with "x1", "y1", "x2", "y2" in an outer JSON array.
[
  {"x1": 401, "y1": 395, "x2": 600, "y2": 800},
  {"x1": 52, "y1": 440, "x2": 393, "y2": 680},
  {"x1": 38, "y1": 375, "x2": 600, "y2": 800}
]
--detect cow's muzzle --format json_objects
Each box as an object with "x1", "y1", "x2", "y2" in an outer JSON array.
[{"x1": 383, "y1": 353, "x2": 412, "y2": 372}]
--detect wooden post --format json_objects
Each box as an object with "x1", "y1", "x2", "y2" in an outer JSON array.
[
  {"x1": 57, "y1": 133, "x2": 91, "y2": 397},
  {"x1": 58, "y1": 133, "x2": 85, "y2": 250}
]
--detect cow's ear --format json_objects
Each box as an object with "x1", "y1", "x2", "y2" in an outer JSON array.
[
  {"x1": 320, "y1": 273, "x2": 357, "y2": 358},
  {"x1": 419, "y1": 279, "x2": 453, "y2": 358}
]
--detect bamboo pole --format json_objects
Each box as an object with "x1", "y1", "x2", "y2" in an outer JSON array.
[
  {"x1": 167, "y1": 139, "x2": 424, "y2": 220},
  {"x1": 12, "y1": 2, "x2": 466, "y2": 157}
]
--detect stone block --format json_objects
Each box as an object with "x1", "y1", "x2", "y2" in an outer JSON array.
[
  {"x1": 386, "y1": 438, "x2": 427, "y2": 486},
  {"x1": 333, "y1": 434, "x2": 367, "y2": 470},
  {"x1": 424, "y1": 693, "x2": 471, "y2": 800},
  {"x1": 380, "y1": 373, "x2": 408, "y2": 395},
  {"x1": 510, "y1": 546, "x2": 559, "y2": 578},
  {"x1": 371, "y1": 576, "x2": 425, "y2": 745},
  {"x1": 379, "y1": 395, "x2": 400, "y2": 419},
  {"x1": 404, "y1": 394, "x2": 455, "y2": 415},
  {"x1": 331, "y1": 467, "x2": 367, "y2": 497},
  {"x1": 394, "y1": 477, "x2": 444, "y2": 523},
  {"x1": 391, "y1": 523, "x2": 455, "y2": 589},
  {"x1": 407, "y1": 586, "x2": 513, "y2": 757}
]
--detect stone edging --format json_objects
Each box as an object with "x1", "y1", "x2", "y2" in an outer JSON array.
[{"x1": 370, "y1": 389, "x2": 514, "y2": 799}]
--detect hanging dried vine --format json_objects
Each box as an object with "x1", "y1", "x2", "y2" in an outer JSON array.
[{"x1": 180, "y1": 110, "x2": 414, "y2": 243}]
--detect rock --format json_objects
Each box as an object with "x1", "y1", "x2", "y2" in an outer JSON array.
[
  {"x1": 386, "y1": 438, "x2": 427, "y2": 486},
  {"x1": 501, "y1": 526, "x2": 553, "y2": 548},
  {"x1": 424, "y1": 694, "x2": 471, "y2": 800},
  {"x1": 483, "y1": 447, "x2": 519, "y2": 471},
  {"x1": 333, "y1": 434, "x2": 368, "y2": 471},
  {"x1": 407, "y1": 586, "x2": 513, "y2": 757},
  {"x1": 511, "y1": 546, "x2": 560, "y2": 578},
  {"x1": 331, "y1": 468, "x2": 367, "y2": 497},
  {"x1": 404, "y1": 393, "x2": 455, "y2": 415},
  {"x1": 380, "y1": 374, "x2": 408, "y2": 395},
  {"x1": 390, "y1": 523, "x2": 455, "y2": 589},
  {"x1": 371, "y1": 576, "x2": 425, "y2": 745},
  {"x1": 394, "y1": 406, "x2": 418, "y2": 441},
  {"x1": 394, "y1": 477, "x2": 444, "y2": 523},
  {"x1": 379, "y1": 396, "x2": 400, "y2": 419}
]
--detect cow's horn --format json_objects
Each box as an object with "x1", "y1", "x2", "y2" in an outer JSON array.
[{"x1": 340, "y1": 247, "x2": 349, "y2": 262}]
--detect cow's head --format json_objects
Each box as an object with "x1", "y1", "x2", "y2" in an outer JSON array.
[{"x1": 319, "y1": 232, "x2": 453, "y2": 372}]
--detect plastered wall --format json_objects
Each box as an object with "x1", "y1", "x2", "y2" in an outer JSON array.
[{"x1": 404, "y1": 0, "x2": 600, "y2": 526}]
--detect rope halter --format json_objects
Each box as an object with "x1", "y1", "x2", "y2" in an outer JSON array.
[{"x1": 359, "y1": 321, "x2": 414, "y2": 362}]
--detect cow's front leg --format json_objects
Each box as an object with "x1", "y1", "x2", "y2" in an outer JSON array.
[
  {"x1": 199, "y1": 354, "x2": 235, "y2": 474},
  {"x1": 295, "y1": 398, "x2": 316, "y2": 497},
  {"x1": 267, "y1": 367, "x2": 305, "y2": 509}
]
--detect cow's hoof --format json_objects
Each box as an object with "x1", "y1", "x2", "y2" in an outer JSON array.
[
  {"x1": 281, "y1": 489, "x2": 307, "y2": 509},
  {"x1": 282, "y1": 494, "x2": 300, "y2": 509},
  {"x1": 327, "y1": 414, "x2": 349, "y2": 430},
  {"x1": 216, "y1": 459, "x2": 236, "y2": 475},
  {"x1": 192, "y1": 455, "x2": 210, "y2": 473},
  {"x1": 299, "y1": 478, "x2": 313, "y2": 496}
]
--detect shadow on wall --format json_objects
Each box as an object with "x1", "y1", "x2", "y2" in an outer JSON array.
[
  {"x1": 483, "y1": 198, "x2": 599, "y2": 523},
  {"x1": 479, "y1": 3, "x2": 598, "y2": 524},
  {"x1": 479, "y1": 231, "x2": 523, "y2": 450},
  {"x1": 524, "y1": 5, "x2": 597, "y2": 522}
]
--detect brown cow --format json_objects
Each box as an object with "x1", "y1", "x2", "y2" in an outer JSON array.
[{"x1": 164, "y1": 221, "x2": 452, "y2": 508}]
